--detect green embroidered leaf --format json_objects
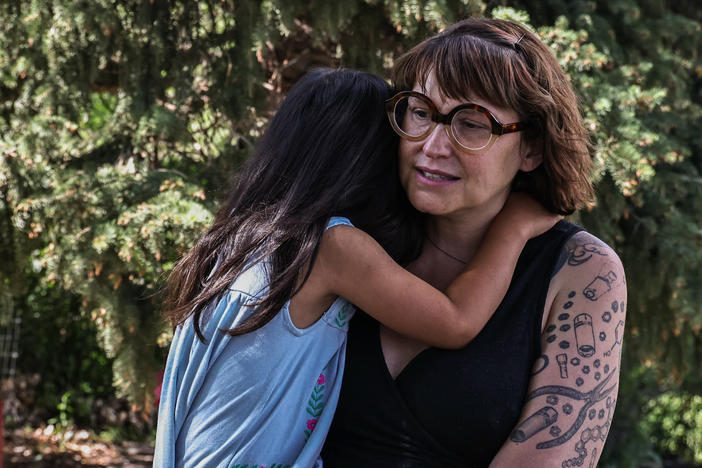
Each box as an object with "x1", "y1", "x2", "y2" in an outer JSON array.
[{"x1": 334, "y1": 306, "x2": 351, "y2": 327}]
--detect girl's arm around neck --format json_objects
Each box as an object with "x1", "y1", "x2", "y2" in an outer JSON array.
[{"x1": 297, "y1": 195, "x2": 559, "y2": 348}]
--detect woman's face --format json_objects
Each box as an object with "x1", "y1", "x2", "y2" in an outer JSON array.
[{"x1": 398, "y1": 73, "x2": 540, "y2": 219}]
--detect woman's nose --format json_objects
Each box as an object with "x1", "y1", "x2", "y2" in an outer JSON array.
[{"x1": 422, "y1": 124, "x2": 453, "y2": 159}]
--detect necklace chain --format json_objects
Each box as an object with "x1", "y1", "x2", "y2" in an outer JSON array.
[{"x1": 425, "y1": 236, "x2": 468, "y2": 265}]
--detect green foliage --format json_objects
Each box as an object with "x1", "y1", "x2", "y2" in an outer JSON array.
[
  {"x1": 598, "y1": 363, "x2": 664, "y2": 468},
  {"x1": 644, "y1": 391, "x2": 702, "y2": 464},
  {"x1": 1, "y1": 0, "x2": 255, "y2": 412},
  {"x1": 16, "y1": 276, "x2": 114, "y2": 428}
]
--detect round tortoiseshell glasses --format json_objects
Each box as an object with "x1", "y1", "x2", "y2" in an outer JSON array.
[{"x1": 385, "y1": 91, "x2": 527, "y2": 153}]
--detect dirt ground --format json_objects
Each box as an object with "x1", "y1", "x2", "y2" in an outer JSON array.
[
  {"x1": 2, "y1": 425, "x2": 153, "y2": 467},
  {"x1": 2, "y1": 423, "x2": 701, "y2": 468}
]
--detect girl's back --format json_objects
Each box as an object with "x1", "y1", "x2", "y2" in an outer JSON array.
[{"x1": 155, "y1": 218, "x2": 354, "y2": 468}]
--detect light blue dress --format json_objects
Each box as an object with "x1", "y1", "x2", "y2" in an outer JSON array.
[{"x1": 154, "y1": 217, "x2": 355, "y2": 468}]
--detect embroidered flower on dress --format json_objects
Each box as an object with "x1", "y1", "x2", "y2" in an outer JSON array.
[{"x1": 304, "y1": 369, "x2": 326, "y2": 440}]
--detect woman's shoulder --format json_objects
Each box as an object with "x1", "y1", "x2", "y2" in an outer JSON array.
[
  {"x1": 549, "y1": 228, "x2": 625, "y2": 305},
  {"x1": 560, "y1": 228, "x2": 622, "y2": 271}
]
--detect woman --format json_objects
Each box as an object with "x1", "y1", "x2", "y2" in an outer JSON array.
[{"x1": 322, "y1": 18, "x2": 626, "y2": 468}]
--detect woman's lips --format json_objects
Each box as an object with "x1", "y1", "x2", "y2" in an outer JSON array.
[{"x1": 415, "y1": 166, "x2": 459, "y2": 185}]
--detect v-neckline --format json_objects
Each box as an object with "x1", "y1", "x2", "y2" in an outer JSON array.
[
  {"x1": 377, "y1": 323, "x2": 434, "y2": 384},
  {"x1": 370, "y1": 319, "x2": 465, "y2": 461}
]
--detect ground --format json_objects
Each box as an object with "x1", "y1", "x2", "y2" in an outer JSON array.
[
  {"x1": 3, "y1": 425, "x2": 153, "y2": 467},
  {"x1": 2, "y1": 423, "x2": 701, "y2": 467}
]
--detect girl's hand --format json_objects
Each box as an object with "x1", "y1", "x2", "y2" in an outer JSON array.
[{"x1": 495, "y1": 192, "x2": 562, "y2": 240}]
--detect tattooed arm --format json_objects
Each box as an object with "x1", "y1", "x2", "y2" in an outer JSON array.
[{"x1": 489, "y1": 231, "x2": 626, "y2": 468}]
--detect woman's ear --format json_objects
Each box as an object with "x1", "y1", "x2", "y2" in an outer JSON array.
[{"x1": 519, "y1": 140, "x2": 543, "y2": 173}]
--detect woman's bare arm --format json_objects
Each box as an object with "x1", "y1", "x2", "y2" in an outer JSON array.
[{"x1": 489, "y1": 231, "x2": 626, "y2": 467}]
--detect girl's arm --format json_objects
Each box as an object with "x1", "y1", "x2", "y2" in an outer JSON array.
[{"x1": 293, "y1": 193, "x2": 559, "y2": 348}]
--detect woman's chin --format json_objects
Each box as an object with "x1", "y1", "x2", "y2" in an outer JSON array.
[
  {"x1": 408, "y1": 192, "x2": 503, "y2": 220},
  {"x1": 408, "y1": 193, "x2": 454, "y2": 216}
]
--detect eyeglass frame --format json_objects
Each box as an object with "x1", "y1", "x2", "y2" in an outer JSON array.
[{"x1": 385, "y1": 91, "x2": 528, "y2": 154}]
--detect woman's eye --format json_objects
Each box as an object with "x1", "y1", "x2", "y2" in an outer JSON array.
[
  {"x1": 410, "y1": 107, "x2": 430, "y2": 119},
  {"x1": 458, "y1": 119, "x2": 486, "y2": 130}
]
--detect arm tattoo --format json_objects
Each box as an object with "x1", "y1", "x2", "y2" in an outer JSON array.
[
  {"x1": 574, "y1": 314, "x2": 596, "y2": 357},
  {"x1": 567, "y1": 242, "x2": 609, "y2": 266},
  {"x1": 510, "y1": 368, "x2": 617, "y2": 468},
  {"x1": 522, "y1": 369, "x2": 616, "y2": 448},
  {"x1": 511, "y1": 288, "x2": 625, "y2": 467},
  {"x1": 583, "y1": 262, "x2": 621, "y2": 301},
  {"x1": 604, "y1": 320, "x2": 624, "y2": 357},
  {"x1": 532, "y1": 354, "x2": 550, "y2": 376},
  {"x1": 556, "y1": 354, "x2": 568, "y2": 378},
  {"x1": 552, "y1": 237, "x2": 609, "y2": 279}
]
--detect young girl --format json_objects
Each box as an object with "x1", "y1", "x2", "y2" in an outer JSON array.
[{"x1": 154, "y1": 68, "x2": 558, "y2": 468}]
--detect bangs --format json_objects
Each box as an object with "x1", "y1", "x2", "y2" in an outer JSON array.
[{"x1": 393, "y1": 31, "x2": 532, "y2": 117}]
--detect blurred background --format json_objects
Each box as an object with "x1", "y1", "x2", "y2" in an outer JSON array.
[{"x1": 1, "y1": 0, "x2": 701, "y2": 466}]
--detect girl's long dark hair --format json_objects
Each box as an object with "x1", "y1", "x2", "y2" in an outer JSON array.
[{"x1": 165, "y1": 68, "x2": 423, "y2": 341}]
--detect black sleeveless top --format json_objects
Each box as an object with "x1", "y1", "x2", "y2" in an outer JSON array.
[{"x1": 322, "y1": 221, "x2": 583, "y2": 467}]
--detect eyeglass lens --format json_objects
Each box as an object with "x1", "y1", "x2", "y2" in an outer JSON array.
[{"x1": 393, "y1": 96, "x2": 493, "y2": 150}]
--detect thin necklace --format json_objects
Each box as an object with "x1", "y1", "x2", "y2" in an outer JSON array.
[{"x1": 425, "y1": 236, "x2": 468, "y2": 265}]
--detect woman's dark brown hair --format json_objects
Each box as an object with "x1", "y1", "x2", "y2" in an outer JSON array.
[
  {"x1": 165, "y1": 68, "x2": 422, "y2": 341},
  {"x1": 392, "y1": 18, "x2": 594, "y2": 215}
]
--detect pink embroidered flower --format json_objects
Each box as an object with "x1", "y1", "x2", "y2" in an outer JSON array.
[
  {"x1": 307, "y1": 418, "x2": 317, "y2": 431},
  {"x1": 317, "y1": 374, "x2": 325, "y2": 385}
]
